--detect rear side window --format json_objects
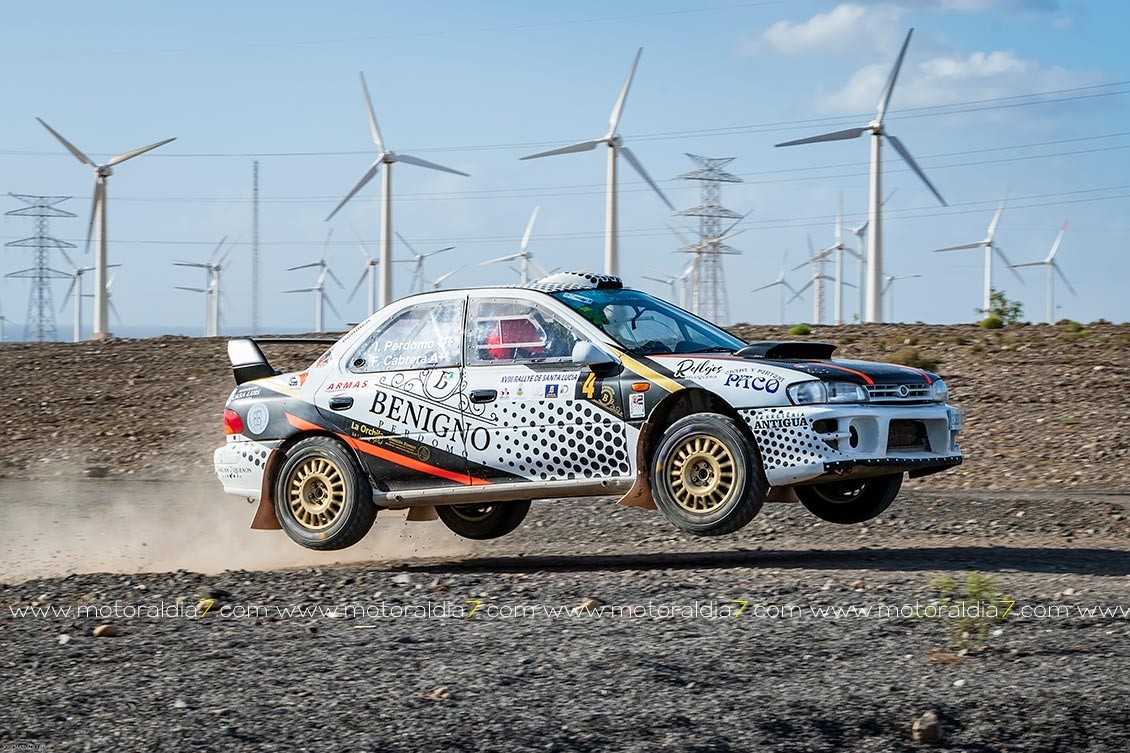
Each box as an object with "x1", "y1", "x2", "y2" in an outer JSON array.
[
  {"x1": 349, "y1": 299, "x2": 464, "y2": 373},
  {"x1": 465, "y1": 298, "x2": 580, "y2": 366}
]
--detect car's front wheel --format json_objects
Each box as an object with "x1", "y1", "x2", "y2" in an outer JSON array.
[
  {"x1": 436, "y1": 501, "x2": 531, "y2": 540},
  {"x1": 274, "y1": 436, "x2": 376, "y2": 550},
  {"x1": 795, "y1": 473, "x2": 903, "y2": 524},
  {"x1": 650, "y1": 414, "x2": 767, "y2": 536}
]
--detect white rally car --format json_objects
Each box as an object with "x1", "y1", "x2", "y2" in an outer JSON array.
[{"x1": 215, "y1": 272, "x2": 963, "y2": 550}]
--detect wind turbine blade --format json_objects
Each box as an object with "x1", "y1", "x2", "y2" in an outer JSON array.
[
  {"x1": 1047, "y1": 220, "x2": 1068, "y2": 261},
  {"x1": 208, "y1": 235, "x2": 229, "y2": 262},
  {"x1": 665, "y1": 222, "x2": 693, "y2": 248},
  {"x1": 931, "y1": 242, "x2": 982, "y2": 252},
  {"x1": 394, "y1": 153, "x2": 469, "y2": 177},
  {"x1": 326, "y1": 267, "x2": 345, "y2": 289},
  {"x1": 109, "y1": 300, "x2": 124, "y2": 328},
  {"x1": 325, "y1": 295, "x2": 343, "y2": 320},
  {"x1": 326, "y1": 161, "x2": 380, "y2": 222},
  {"x1": 887, "y1": 134, "x2": 946, "y2": 206},
  {"x1": 1053, "y1": 262, "x2": 1077, "y2": 296},
  {"x1": 481, "y1": 252, "x2": 524, "y2": 266},
  {"x1": 347, "y1": 269, "x2": 368, "y2": 302},
  {"x1": 882, "y1": 188, "x2": 898, "y2": 207},
  {"x1": 775, "y1": 127, "x2": 868, "y2": 148},
  {"x1": 434, "y1": 266, "x2": 463, "y2": 286},
  {"x1": 173, "y1": 261, "x2": 211, "y2": 269},
  {"x1": 530, "y1": 259, "x2": 551, "y2": 278},
  {"x1": 521, "y1": 206, "x2": 540, "y2": 253},
  {"x1": 520, "y1": 139, "x2": 603, "y2": 160},
  {"x1": 877, "y1": 28, "x2": 913, "y2": 123},
  {"x1": 175, "y1": 286, "x2": 210, "y2": 293},
  {"x1": 84, "y1": 180, "x2": 103, "y2": 255},
  {"x1": 421, "y1": 246, "x2": 455, "y2": 259},
  {"x1": 287, "y1": 262, "x2": 322, "y2": 271},
  {"x1": 60, "y1": 278, "x2": 76, "y2": 309},
  {"x1": 986, "y1": 198, "x2": 1007, "y2": 240},
  {"x1": 58, "y1": 247, "x2": 77, "y2": 271},
  {"x1": 36, "y1": 118, "x2": 93, "y2": 165},
  {"x1": 619, "y1": 146, "x2": 673, "y2": 211},
  {"x1": 283, "y1": 288, "x2": 316, "y2": 294},
  {"x1": 787, "y1": 280, "x2": 812, "y2": 304},
  {"x1": 721, "y1": 211, "x2": 751, "y2": 238},
  {"x1": 751, "y1": 280, "x2": 783, "y2": 293},
  {"x1": 609, "y1": 47, "x2": 643, "y2": 134},
  {"x1": 358, "y1": 71, "x2": 385, "y2": 152},
  {"x1": 995, "y1": 246, "x2": 1025, "y2": 284},
  {"x1": 1011, "y1": 261, "x2": 1043, "y2": 269},
  {"x1": 106, "y1": 137, "x2": 176, "y2": 167}
]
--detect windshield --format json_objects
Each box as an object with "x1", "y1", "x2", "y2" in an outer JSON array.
[{"x1": 551, "y1": 288, "x2": 745, "y2": 356}]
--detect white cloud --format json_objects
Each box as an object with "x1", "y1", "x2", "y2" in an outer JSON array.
[
  {"x1": 818, "y1": 49, "x2": 1099, "y2": 114},
  {"x1": 746, "y1": 3, "x2": 906, "y2": 57}
]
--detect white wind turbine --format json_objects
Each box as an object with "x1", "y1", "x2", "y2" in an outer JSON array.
[
  {"x1": 520, "y1": 48, "x2": 673, "y2": 276},
  {"x1": 481, "y1": 207, "x2": 548, "y2": 284},
  {"x1": 817, "y1": 195, "x2": 859, "y2": 326},
  {"x1": 36, "y1": 118, "x2": 175, "y2": 340},
  {"x1": 424, "y1": 266, "x2": 464, "y2": 291},
  {"x1": 172, "y1": 236, "x2": 232, "y2": 337},
  {"x1": 326, "y1": 72, "x2": 469, "y2": 311},
  {"x1": 81, "y1": 270, "x2": 125, "y2": 329},
  {"x1": 642, "y1": 271, "x2": 682, "y2": 304},
  {"x1": 286, "y1": 232, "x2": 344, "y2": 332},
  {"x1": 1013, "y1": 220, "x2": 1074, "y2": 324},
  {"x1": 58, "y1": 248, "x2": 118, "y2": 343},
  {"x1": 347, "y1": 230, "x2": 409, "y2": 316},
  {"x1": 882, "y1": 273, "x2": 923, "y2": 322},
  {"x1": 0, "y1": 298, "x2": 6, "y2": 342},
  {"x1": 789, "y1": 236, "x2": 838, "y2": 324},
  {"x1": 775, "y1": 29, "x2": 945, "y2": 323},
  {"x1": 931, "y1": 198, "x2": 1022, "y2": 313},
  {"x1": 752, "y1": 250, "x2": 799, "y2": 325},
  {"x1": 396, "y1": 232, "x2": 455, "y2": 294}
]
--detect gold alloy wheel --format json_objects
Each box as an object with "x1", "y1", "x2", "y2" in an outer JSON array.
[
  {"x1": 667, "y1": 434, "x2": 737, "y2": 513},
  {"x1": 286, "y1": 456, "x2": 347, "y2": 531}
]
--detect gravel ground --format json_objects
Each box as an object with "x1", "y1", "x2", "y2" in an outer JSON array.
[
  {"x1": 3, "y1": 486, "x2": 1128, "y2": 752},
  {"x1": 0, "y1": 321, "x2": 1127, "y2": 490}
]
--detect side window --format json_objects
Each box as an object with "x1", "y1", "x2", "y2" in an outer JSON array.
[
  {"x1": 349, "y1": 299, "x2": 464, "y2": 373},
  {"x1": 466, "y1": 298, "x2": 581, "y2": 366}
]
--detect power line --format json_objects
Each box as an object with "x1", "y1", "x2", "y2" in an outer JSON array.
[
  {"x1": 5, "y1": 185, "x2": 1124, "y2": 249},
  {"x1": 3, "y1": 82, "x2": 1127, "y2": 161},
  {"x1": 13, "y1": 133, "x2": 1130, "y2": 205}
]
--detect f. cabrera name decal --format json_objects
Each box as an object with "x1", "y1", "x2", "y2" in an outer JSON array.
[{"x1": 368, "y1": 389, "x2": 490, "y2": 451}]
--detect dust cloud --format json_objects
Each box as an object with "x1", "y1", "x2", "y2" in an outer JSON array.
[{"x1": 0, "y1": 479, "x2": 472, "y2": 583}]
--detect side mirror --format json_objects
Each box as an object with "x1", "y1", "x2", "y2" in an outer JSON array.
[{"x1": 571, "y1": 341, "x2": 619, "y2": 369}]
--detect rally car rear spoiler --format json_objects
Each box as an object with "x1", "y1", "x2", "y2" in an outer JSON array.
[
  {"x1": 736, "y1": 341, "x2": 837, "y2": 360},
  {"x1": 227, "y1": 337, "x2": 337, "y2": 385}
]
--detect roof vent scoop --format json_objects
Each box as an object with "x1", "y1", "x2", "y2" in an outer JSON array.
[
  {"x1": 736, "y1": 341, "x2": 837, "y2": 360},
  {"x1": 527, "y1": 271, "x2": 624, "y2": 291}
]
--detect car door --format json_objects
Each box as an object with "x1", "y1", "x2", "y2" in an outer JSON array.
[
  {"x1": 314, "y1": 295, "x2": 475, "y2": 493},
  {"x1": 461, "y1": 295, "x2": 632, "y2": 485}
]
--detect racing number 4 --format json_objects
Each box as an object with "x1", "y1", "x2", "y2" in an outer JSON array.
[{"x1": 582, "y1": 371, "x2": 596, "y2": 399}]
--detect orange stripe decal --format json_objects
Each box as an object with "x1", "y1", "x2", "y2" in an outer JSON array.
[
  {"x1": 809, "y1": 362, "x2": 875, "y2": 386},
  {"x1": 285, "y1": 413, "x2": 488, "y2": 486}
]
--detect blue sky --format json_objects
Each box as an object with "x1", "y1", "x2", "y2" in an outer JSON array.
[{"x1": 1, "y1": 0, "x2": 1127, "y2": 336}]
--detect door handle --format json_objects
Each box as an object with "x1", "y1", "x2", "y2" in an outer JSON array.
[
  {"x1": 328, "y1": 396, "x2": 354, "y2": 411},
  {"x1": 469, "y1": 389, "x2": 497, "y2": 404}
]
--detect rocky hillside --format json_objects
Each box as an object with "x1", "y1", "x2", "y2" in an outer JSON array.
[{"x1": 0, "y1": 322, "x2": 1126, "y2": 490}]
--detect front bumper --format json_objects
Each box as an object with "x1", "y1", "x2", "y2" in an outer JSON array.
[
  {"x1": 213, "y1": 437, "x2": 272, "y2": 500},
  {"x1": 741, "y1": 403, "x2": 963, "y2": 486}
]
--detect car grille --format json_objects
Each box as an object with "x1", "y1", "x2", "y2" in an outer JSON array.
[
  {"x1": 888, "y1": 419, "x2": 929, "y2": 451},
  {"x1": 866, "y1": 383, "x2": 931, "y2": 402}
]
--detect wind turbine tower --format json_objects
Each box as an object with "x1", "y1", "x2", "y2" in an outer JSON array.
[
  {"x1": 4, "y1": 194, "x2": 75, "y2": 341},
  {"x1": 674, "y1": 154, "x2": 744, "y2": 325}
]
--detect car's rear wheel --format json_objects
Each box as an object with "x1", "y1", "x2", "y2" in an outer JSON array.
[
  {"x1": 795, "y1": 473, "x2": 903, "y2": 524},
  {"x1": 650, "y1": 414, "x2": 767, "y2": 536},
  {"x1": 274, "y1": 436, "x2": 376, "y2": 550},
  {"x1": 436, "y1": 501, "x2": 531, "y2": 540}
]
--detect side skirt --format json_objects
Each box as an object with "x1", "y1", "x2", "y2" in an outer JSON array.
[{"x1": 377, "y1": 476, "x2": 635, "y2": 509}]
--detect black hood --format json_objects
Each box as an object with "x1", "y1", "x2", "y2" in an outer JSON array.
[{"x1": 758, "y1": 358, "x2": 937, "y2": 386}]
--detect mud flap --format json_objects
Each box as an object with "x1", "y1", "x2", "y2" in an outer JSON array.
[
  {"x1": 250, "y1": 449, "x2": 283, "y2": 530},
  {"x1": 405, "y1": 505, "x2": 438, "y2": 522}
]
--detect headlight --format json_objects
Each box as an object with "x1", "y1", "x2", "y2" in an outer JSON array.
[
  {"x1": 786, "y1": 381, "x2": 869, "y2": 405},
  {"x1": 931, "y1": 379, "x2": 948, "y2": 403}
]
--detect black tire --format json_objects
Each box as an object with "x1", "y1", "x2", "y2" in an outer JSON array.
[
  {"x1": 436, "y1": 501, "x2": 531, "y2": 540},
  {"x1": 795, "y1": 473, "x2": 903, "y2": 524},
  {"x1": 273, "y1": 436, "x2": 376, "y2": 550},
  {"x1": 650, "y1": 414, "x2": 767, "y2": 536}
]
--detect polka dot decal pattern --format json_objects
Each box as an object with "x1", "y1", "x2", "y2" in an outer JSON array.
[
  {"x1": 231, "y1": 439, "x2": 271, "y2": 469},
  {"x1": 470, "y1": 399, "x2": 633, "y2": 481},
  {"x1": 739, "y1": 408, "x2": 842, "y2": 473}
]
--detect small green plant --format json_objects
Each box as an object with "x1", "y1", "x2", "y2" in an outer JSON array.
[
  {"x1": 788, "y1": 323, "x2": 812, "y2": 336},
  {"x1": 976, "y1": 289, "x2": 1023, "y2": 325},
  {"x1": 1059, "y1": 319, "x2": 1084, "y2": 333},
  {"x1": 883, "y1": 347, "x2": 939, "y2": 371},
  {"x1": 927, "y1": 572, "x2": 1008, "y2": 649},
  {"x1": 979, "y1": 315, "x2": 1004, "y2": 329}
]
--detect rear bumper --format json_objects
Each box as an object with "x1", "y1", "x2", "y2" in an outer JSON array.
[
  {"x1": 213, "y1": 437, "x2": 272, "y2": 500},
  {"x1": 741, "y1": 403, "x2": 963, "y2": 486}
]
